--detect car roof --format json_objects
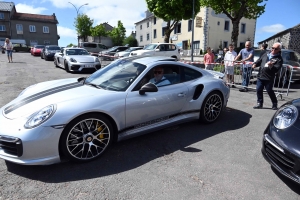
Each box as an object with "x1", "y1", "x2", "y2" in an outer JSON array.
[{"x1": 119, "y1": 56, "x2": 175, "y2": 65}]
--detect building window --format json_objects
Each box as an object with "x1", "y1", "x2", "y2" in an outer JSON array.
[
  {"x1": 224, "y1": 21, "x2": 229, "y2": 31},
  {"x1": 16, "y1": 24, "x2": 23, "y2": 34},
  {"x1": 174, "y1": 23, "x2": 181, "y2": 34},
  {"x1": 223, "y1": 41, "x2": 228, "y2": 48},
  {"x1": 147, "y1": 22, "x2": 149, "y2": 28},
  {"x1": 147, "y1": 33, "x2": 150, "y2": 41},
  {"x1": 140, "y1": 25, "x2": 142, "y2": 30},
  {"x1": 0, "y1": 13, "x2": 4, "y2": 19},
  {"x1": 0, "y1": 25, "x2": 6, "y2": 31},
  {"x1": 153, "y1": 17, "x2": 156, "y2": 25},
  {"x1": 241, "y1": 23, "x2": 246, "y2": 34},
  {"x1": 217, "y1": 21, "x2": 220, "y2": 25},
  {"x1": 162, "y1": 27, "x2": 167, "y2": 36},
  {"x1": 44, "y1": 40, "x2": 50, "y2": 44},
  {"x1": 188, "y1": 20, "x2": 192, "y2": 32},
  {"x1": 30, "y1": 40, "x2": 38, "y2": 46},
  {"x1": 140, "y1": 35, "x2": 143, "y2": 42},
  {"x1": 240, "y1": 42, "x2": 245, "y2": 48},
  {"x1": 153, "y1": 29, "x2": 157, "y2": 38},
  {"x1": 193, "y1": 41, "x2": 200, "y2": 49},
  {"x1": 29, "y1": 25, "x2": 36, "y2": 32},
  {"x1": 43, "y1": 26, "x2": 49, "y2": 33}
]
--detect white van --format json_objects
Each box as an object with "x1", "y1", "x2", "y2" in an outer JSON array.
[{"x1": 79, "y1": 42, "x2": 108, "y2": 56}]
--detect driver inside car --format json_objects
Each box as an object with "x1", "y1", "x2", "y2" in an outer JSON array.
[{"x1": 149, "y1": 67, "x2": 171, "y2": 86}]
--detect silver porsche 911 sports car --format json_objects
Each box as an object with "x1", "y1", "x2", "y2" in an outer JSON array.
[
  {"x1": 54, "y1": 47, "x2": 101, "y2": 72},
  {"x1": 0, "y1": 56, "x2": 230, "y2": 165}
]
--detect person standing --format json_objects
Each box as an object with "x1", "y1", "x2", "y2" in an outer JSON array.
[
  {"x1": 224, "y1": 44, "x2": 237, "y2": 87},
  {"x1": 260, "y1": 43, "x2": 268, "y2": 57},
  {"x1": 204, "y1": 47, "x2": 215, "y2": 70},
  {"x1": 234, "y1": 41, "x2": 254, "y2": 92},
  {"x1": 252, "y1": 42, "x2": 283, "y2": 110},
  {"x1": 3, "y1": 38, "x2": 13, "y2": 63}
]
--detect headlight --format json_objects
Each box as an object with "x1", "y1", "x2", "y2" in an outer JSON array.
[
  {"x1": 131, "y1": 53, "x2": 137, "y2": 56},
  {"x1": 25, "y1": 104, "x2": 56, "y2": 129},
  {"x1": 273, "y1": 105, "x2": 298, "y2": 129},
  {"x1": 95, "y1": 58, "x2": 100, "y2": 62},
  {"x1": 70, "y1": 58, "x2": 77, "y2": 62}
]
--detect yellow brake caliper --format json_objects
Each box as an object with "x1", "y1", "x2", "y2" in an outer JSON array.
[{"x1": 97, "y1": 123, "x2": 104, "y2": 139}]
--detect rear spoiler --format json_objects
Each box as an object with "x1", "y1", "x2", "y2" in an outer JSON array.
[{"x1": 205, "y1": 70, "x2": 225, "y2": 80}]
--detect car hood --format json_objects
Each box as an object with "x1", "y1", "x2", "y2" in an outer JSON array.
[
  {"x1": 269, "y1": 98, "x2": 300, "y2": 155},
  {"x1": 2, "y1": 78, "x2": 111, "y2": 119},
  {"x1": 67, "y1": 55, "x2": 96, "y2": 62}
]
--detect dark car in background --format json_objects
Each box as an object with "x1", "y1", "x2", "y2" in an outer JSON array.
[
  {"x1": 99, "y1": 46, "x2": 129, "y2": 61},
  {"x1": 262, "y1": 98, "x2": 300, "y2": 184},
  {"x1": 41, "y1": 45, "x2": 61, "y2": 61},
  {"x1": 13, "y1": 44, "x2": 31, "y2": 52},
  {"x1": 253, "y1": 49, "x2": 300, "y2": 82}
]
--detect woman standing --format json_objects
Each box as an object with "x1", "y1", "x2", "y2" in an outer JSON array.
[{"x1": 3, "y1": 38, "x2": 13, "y2": 63}]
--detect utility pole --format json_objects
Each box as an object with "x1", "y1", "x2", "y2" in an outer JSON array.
[{"x1": 191, "y1": 0, "x2": 195, "y2": 62}]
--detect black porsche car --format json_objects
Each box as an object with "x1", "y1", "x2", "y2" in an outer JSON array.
[{"x1": 262, "y1": 98, "x2": 300, "y2": 183}]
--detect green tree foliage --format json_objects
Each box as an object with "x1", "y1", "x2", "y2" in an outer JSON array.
[
  {"x1": 66, "y1": 43, "x2": 75, "y2": 47},
  {"x1": 123, "y1": 36, "x2": 138, "y2": 47},
  {"x1": 91, "y1": 24, "x2": 108, "y2": 43},
  {"x1": 200, "y1": 0, "x2": 267, "y2": 47},
  {"x1": 146, "y1": 0, "x2": 201, "y2": 43},
  {"x1": 74, "y1": 14, "x2": 94, "y2": 42},
  {"x1": 109, "y1": 20, "x2": 126, "y2": 46}
]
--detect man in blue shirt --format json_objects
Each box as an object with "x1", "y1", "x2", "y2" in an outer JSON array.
[
  {"x1": 234, "y1": 41, "x2": 254, "y2": 92},
  {"x1": 149, "y1": 67, "x2": 171, "y2": 86}
]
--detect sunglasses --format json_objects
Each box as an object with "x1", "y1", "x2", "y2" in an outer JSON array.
[
  {"x1": 271, "y1": 47, "x2": 279, "y2": 50},
  {"x1": 154, "y1": 71, "x2": 162, "y2": 74}
]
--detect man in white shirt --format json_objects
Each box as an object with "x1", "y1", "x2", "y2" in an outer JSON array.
[
  {"x1": 149, "y1": 67, "x2": 171, "y2": 86},
  {"x1": 224, "y1": 44, "x2": 237, "y2": 87}
]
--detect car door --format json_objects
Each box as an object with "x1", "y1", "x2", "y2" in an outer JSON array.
[
  {"x1": 125, "y1": 64, "x2": 188, "y2": 128},
  {"x1": 154, "y1": 44, "x2": 166, "y2": 56}
]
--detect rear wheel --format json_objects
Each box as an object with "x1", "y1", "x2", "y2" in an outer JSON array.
[
  {"x1": 200, "y1": 91, "x2": 223, "y2": 123},
  {"x1": 60, "y1": 114, "x2": 114, "y2": 162}
]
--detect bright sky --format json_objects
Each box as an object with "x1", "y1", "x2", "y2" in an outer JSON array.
[{"x1": 5, "y1": 0, "x2": 300, "y2": 47}]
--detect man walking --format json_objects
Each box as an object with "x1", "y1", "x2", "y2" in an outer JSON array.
[
  {"x1": 234, "y1": 41, "x2": 254, "y2": 92},
  {"x1": 252, "y1": 42, "x2": 283, "y2": 110}
]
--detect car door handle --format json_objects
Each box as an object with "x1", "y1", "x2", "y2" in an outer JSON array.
[{"x1": 178, "y1": 93, "x2": 185, "y2": 97}]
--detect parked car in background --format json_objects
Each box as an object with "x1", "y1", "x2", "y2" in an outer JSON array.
[
  {"x1": 99, "y1": 46, "x2": 129, "y2": 60},
  {"x1": 114, "y1": 47, "x2": 143, "y2": 58},
  {"x1": 13, "y1": 44, "x2": 31, "y2": 52},
  {"x1": 31, "y1": 45, "x2": 45, "y2": 56},
  {"x1": 79, "y1": 42, "x2": 108, "y2": 57},
  {"x1": 252, "y1": 49, "x2": 300, "y2": 82},
  {"x1": 41, "y1": 45, "x2": 61, "y2": 61},
  {"x1": 54, "y1": 47, "x2": 101, "y2": 72},
  {"x1": 129, "y1": 43, "x2": 181, "y2": 60},
  {"x1": 262, "y1": 98, "x2": 300, "y2": 184}
]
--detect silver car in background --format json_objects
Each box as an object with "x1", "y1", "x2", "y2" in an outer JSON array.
[
  {"x1": 0, "y1": 56, "x2": 230, "y2": 165},
  {"x1": 114, "y1": 47, "x2": 143, "y2": 58}
]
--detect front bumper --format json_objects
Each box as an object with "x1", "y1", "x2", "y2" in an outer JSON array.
[
  {"x1": 44, "y1": 53, "x2": 56, "y2": 59},
  {"x1": 262, "y1": 134, "x2": 300, "y2": 184},
  {"x1": 69, "y1": 63, "x2": 101, "y2": 72},
  {"x1": 0, "y1": 115, "x2": 62, "y2": 165}
]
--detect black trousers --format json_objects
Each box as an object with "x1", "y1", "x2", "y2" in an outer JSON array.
[{"x1": 256, "y1": 79, "x2": 277, "y2": 104}]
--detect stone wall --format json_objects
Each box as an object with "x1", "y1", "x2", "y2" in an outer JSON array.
[{"x1": 289, "y1": 25, "x2": 300, "y2": 54}]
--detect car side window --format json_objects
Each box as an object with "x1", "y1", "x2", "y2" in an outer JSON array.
[
  {"x1": 182, "y1": 67, "x2": 202, "y2": 82},
  {"x1": 148, "y1": 64, "x2": 180, "y2": 87}
]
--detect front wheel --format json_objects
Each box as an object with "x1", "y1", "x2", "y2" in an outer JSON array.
[
  {"x1": 200, "y1": 91, "x2": 223, "y2": 123},
  {"x1": 54, "y1": 58, "x2": 59, "y2": 67},
  {"x1": 60, "y1": 114, "x2": 114, "y2": 162},
  {"x1": 64, "y1": 61, "x2": 70, "y2": 72}
]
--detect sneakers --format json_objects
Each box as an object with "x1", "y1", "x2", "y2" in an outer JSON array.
[
  {"x1": 239, "y1": 87, "x2": 248, "y2": 92},
  {"x1": 253, "y1": 103, "x2": 263, "y2": 109},
  {"x1": 272, "y1": 104, "x2": 278, "y2": 110}
]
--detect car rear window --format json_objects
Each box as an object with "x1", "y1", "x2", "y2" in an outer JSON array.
[
  {"x1": 35, "y1": 45, "x2": 44, "y2": 48},
  {"x1": 48, "y1": 46, "x2": 61, "y2": 50},
  {"x1": 83, "y1": 43, "x2": 97, "y2": 48}
]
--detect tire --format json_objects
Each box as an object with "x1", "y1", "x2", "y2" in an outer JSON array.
[
  {"x1": 41, "y1": 53, "x2": 44, "y2": 59},
  {"x1": 54, "y1": 58, "x2": 58, "y2": 67},
  {"x1": 171, "y1": 56, "x2": 178, "y2": 61},
  {"x1": 45, "y1": 56, "x2": 48, "y2": 61},
  {"x1": 64, "y1": 61, "x2": 70, "y2": 72},
  {"x1": 60, "y1": 114, "x2": 114, "y2": 162},
  {"x1": 200, "y1": 91, "x2": 223, "y2": 123}
]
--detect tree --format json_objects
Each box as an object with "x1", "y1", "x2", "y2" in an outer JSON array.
[
  {"x1": 66, "y1": 43, "x2": 75, "y2": 47},
  {"x1": 109, "y1": 20, "x2": 126, "y2": 46},
  {"x1": 123, "y1": 36, "x2": 138, "y2": 47},
  {"x1": 200, "y1": 0, "x2": 267, "y2": 47},
  {"x1": 146, "y1": 0, "x2": 201, "y2": 43},
  {"x1": 91, "y1": 24, "x2": 108, "y2": 43},
  {"x1": 74, "y1": 14, "x2": 93, "y2": 43}
]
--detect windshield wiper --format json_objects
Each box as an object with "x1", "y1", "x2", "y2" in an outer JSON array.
[{"x1": 85, "y1": 83, "x2": 103, "y2": 89}]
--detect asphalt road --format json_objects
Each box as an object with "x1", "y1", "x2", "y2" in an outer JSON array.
[{"x1": 0, "y1": 52, "x2": 300, "y2": 199}]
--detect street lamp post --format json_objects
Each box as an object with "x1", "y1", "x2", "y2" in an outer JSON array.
[
  {"x1": 68, "y1": 2, "x2": 88, "y2": 46},
  {"x1": 191, "y1": 0, "x2": 195, "y2": 62}
]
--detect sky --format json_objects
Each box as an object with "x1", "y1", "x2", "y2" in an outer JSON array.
[{"x1": 3, "y1": 0, "x2": 300, "y2": 47}]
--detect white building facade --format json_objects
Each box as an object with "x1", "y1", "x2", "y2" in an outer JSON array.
[{"x1": 135, "y1": 8, "x2": 256, "y2": 52}]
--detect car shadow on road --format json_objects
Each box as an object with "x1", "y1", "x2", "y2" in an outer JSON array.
[
  {"x1": 5, "y1": 107, "x2": 252, "y2": 183},
  {"x1": 271, "y1": 167, "x2": 300, "y2": 194}
]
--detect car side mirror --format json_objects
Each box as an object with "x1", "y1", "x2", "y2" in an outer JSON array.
[
  {"x1": 139, "y1": 83, "x2": 158, "y2": 95},
  {"x1": 155, "y1": 49, "x2": 160, "y2": 52}
]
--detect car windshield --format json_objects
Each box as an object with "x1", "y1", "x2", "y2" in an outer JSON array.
[
  {"x1": 144, "y1": 44, "x2": 158, "y2": 50},
  {"x1": 85, "y1": 59, "x2": 146, "y2": 91},
  {"x1": 107, "y1": 46, "x2": 118, "y2": 51},
  {"x1": 48, "y1": 46, "x2": 61, "y2": 50},
  {"x1": 66, "y1": 49, "x2": 90, "y2": 55},
  {"x1": 35, "y1": 45, "x2": 44, "y2": 49}
]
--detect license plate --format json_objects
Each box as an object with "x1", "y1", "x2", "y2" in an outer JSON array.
[{"x1": 85, "y1": 65, "x2": 94, "y2": 68}]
